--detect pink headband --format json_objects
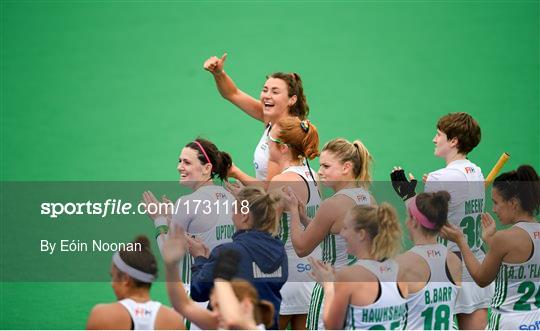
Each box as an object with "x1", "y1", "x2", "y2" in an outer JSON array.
[
  {"x1": 407, "y1": 196, "x2": 437, "y2": 230},
  {"x1": 193, "y1": 140, "x2": 211, "y2": 165}
]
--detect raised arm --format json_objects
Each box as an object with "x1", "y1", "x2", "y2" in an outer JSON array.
[
  {"x1": 441, "y1": 216, "x2": 505, "y2": 287},
  {"x1": 289, "y1": 197, "x2": 336, "y2": 257},
  {"x1": 203, "y1": 53, "x2": 264, "y2": 122},
  {"x1": 213, "y1": 280, "x2": 258, "y2": 330},
  {"x1": 162, "y1": 227, "x2": 218, "y2": 330}
]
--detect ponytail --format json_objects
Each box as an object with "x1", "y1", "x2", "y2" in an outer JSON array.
[
  {"x1": 257, "y1": 300, "x2": 275, "y2": 328},
  {"x1": 415, "y1": 191, "x2": 451, "y2": 234},
  {"x1": 237, "y1": 187, "x2": 281, "y2": 235},
  {"x1": 185, "y1": 138, "x2": 232, "y2": 181},
  {"x1": 493, "y1": 165, "x2": 540, "y2": 216},
  {"x1": 349, "y1": 204, "x2": 402, "y2": 260},
  {"x1": 276, "y1": 117, "x2": 320, "y2": 161},
  {"x1": 322, "y1": 138, "x2": 373, "y2": 187}
]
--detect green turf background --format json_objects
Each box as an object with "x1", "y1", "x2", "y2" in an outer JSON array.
[{"x1": 1, "y1": 1, "x2": 538, "y2": 329}]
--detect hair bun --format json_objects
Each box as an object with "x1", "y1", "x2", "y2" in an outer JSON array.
[
  {"x1": 133, "y1": 235, "x2": 151, "y2": 251},
  {"x1": 516, "y1": 165, "x2": 539, "y2": 181}
]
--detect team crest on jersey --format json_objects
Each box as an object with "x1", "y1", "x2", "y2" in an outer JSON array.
[
  {"x1": 134, "y1": 307, "x2": 151, "y2": 317},
  {"x1": 356, "y1": 195, "x2": 368, "y2": 203},
  {"x1": 379, "y1": 265, "x2": 392, "y2": 273},
  {"x1": 427, "y1": 249, "x2": 442, "y2": 258},
  {"x1": 464, "y1": 167, "x2": 475, "y2": 174}
]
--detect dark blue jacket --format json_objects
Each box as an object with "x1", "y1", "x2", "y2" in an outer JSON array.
[{"x1": 190, "y1": 229, "x2": 287, "y2": 329}]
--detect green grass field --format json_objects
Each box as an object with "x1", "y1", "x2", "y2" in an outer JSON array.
[{"x1": 1, "y1": 1, "x2": 538, "y2": 329}]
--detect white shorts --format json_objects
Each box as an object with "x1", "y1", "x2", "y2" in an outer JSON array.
[
  {"x1": 454, "y1": 250, "x2": 494, "y2": 314},
  {"x1": 488, "y1": 310, "x2": 540, "y2": 330},
  {"x1": 279, "y1": 281, "x2": 315, "y2": 315}
]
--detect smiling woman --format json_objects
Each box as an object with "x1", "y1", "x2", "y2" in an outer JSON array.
[
  {"x1": 203, "y1": 54, "x2": 311, "y2": 186},
  {"x1": 141, "y1": 138, "x2": 236, "y2": 329}
]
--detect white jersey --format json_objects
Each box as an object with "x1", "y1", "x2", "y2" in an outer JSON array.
[
  {"x1": 253, "y1": 124, "x2": 271, "y2": 180},
  {"x1": 307, "y1": 187, "x2": 371, "y2": 330},
  {"x1": 424, "y1": 159, "x2": 492, "y2": 313},
  {"x1": 406, "y1": 244, "x2": 459, "y2": 330},
  {"x1": 158, "y1": 185, "x2": 235, "y2": 284},
  {"x1": 325, "y1": 187, "x2": 371, "y2": 267},
  {"x1": 489, "y1": 222, "x2": 540, "y2": 330},
  {"x1": 344, "y1": 260, "x2": 407, "y2": 330},
  {"x1": 118, "y1": 298, "x2": 161, "y2": 330},
  {"x1": 279, "y1": 165, "x2": 322, "y2": 314},
  {"x1": 425, "y1": 159, "x2": 485, "y2": 253},
  {"x1": 158, "y1": 184, "x2": 235, "y2": 330}
]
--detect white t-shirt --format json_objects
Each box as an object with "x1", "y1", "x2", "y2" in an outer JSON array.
[
  {"x1": 253, "y1": 124, "x2": 271, "y2": 180},
  {"x1": 424, "y1": 159, "x2": 485, "y2": 253}
]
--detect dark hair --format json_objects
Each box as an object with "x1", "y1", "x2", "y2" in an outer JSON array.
[
  {"x1": 268, "y1": 72, "x2": 309, "y2": 120},
  {"x1": 118, "y1": 235, "x2": 157, "y2": 288},
  {"x1": 437, "y1": 112, "x2": 481, "y2": 154},
  {"x1": 415, "y1": 191, "x2": 451, "y2": 234},
  {"x1": 493, "y1": 165, "x2": 540, "y2": 216},
  {"x1": 185, "y1": 138, "x2": 232, "y2": 181}
]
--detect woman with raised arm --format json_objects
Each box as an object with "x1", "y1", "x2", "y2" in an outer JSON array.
[
  {"x1": 266, "y1": 116, "x2": 321, "y2": 330},
  {"x1": 286, "y1": 138, "x2": 374, "y2": 330},
  {"x1": 308, "y1": 203, "x2": 408, "y2": 330},
  {"x1": 86, "y1": 235, "x2": 184, "y2": 330},
  {"x1": 203, "y1": 53, "x2": 310, "y2": 186},
  {"x1": 441, "y1": 165, "x2": 540, "y2": 330},
  {"x1": 395, "y1": 191, "x2": 462, "y2": 330}
]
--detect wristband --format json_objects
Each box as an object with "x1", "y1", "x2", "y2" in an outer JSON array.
[{"x1": 155, "y1": 225, "x2": 169, "y2": 239}]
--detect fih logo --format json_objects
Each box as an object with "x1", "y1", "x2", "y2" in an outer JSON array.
[
  {"x1": 533, "y1": 231, "x2": 540, "y2": 240},
  {"x1": 464, "y1": 167, "x2": 475, "y2": 174},
  {"x1": 134, "y1": 307, "x2": 151, "y2": 317},
  {"x1": 427, "y1": 250, "x2": 442, "y2": 258},
  {"x1": 379, "y1": 265, "x2": 391, "y2": 273},
  {"x1": 356, "y1": 195, "x2": 368, "y2": 203},
  {"x1": 215, "y1": 192, "x2": 226, "y2": 199}
]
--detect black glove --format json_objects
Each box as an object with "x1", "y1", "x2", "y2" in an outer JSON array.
[
  {"x1": 213, "y1": 249, "x2": 241, "y2": 280},
  {"x1": 390, "y1": 169, "x2": 417, "y2": 201}
]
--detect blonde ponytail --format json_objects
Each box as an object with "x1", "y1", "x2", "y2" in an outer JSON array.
[{"x1": 349, "y1": 203, "x2": 402, "y2": 260}]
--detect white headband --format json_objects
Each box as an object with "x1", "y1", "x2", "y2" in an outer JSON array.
[{"x1": 112, "y1": 252, "x2": 156, "y2": 283}]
